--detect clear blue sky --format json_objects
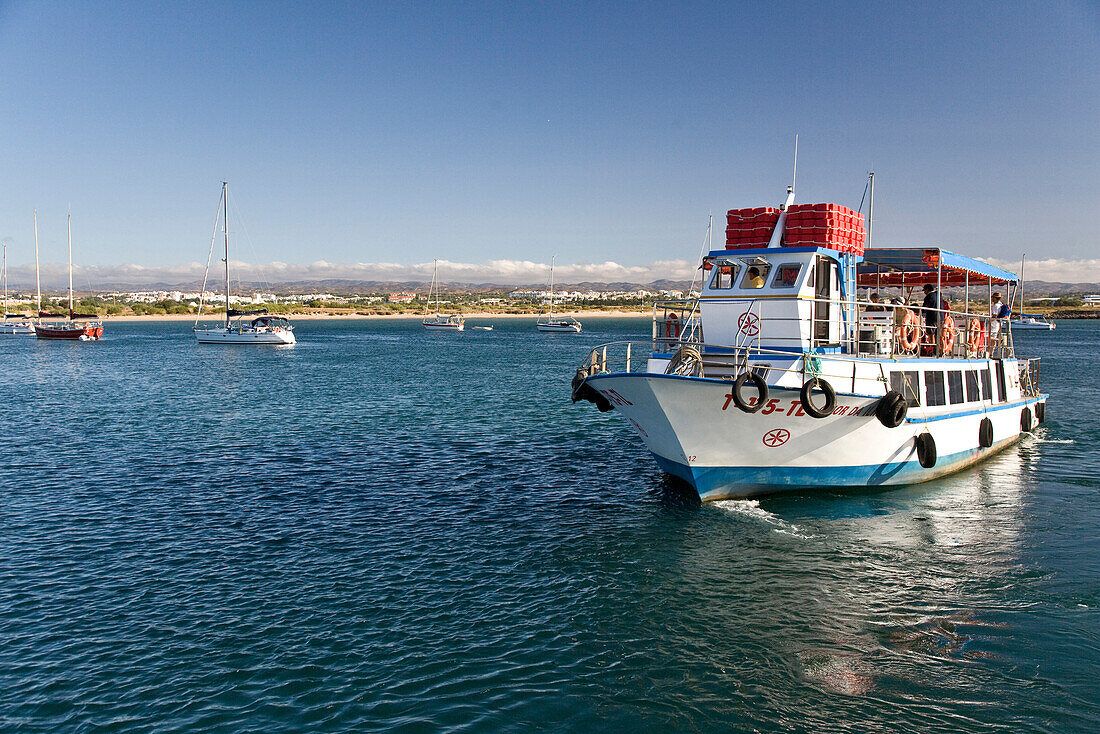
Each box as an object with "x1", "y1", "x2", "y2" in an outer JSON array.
[{"x1": 0, "y1": 0, "x2": 1097, "y2": 279}]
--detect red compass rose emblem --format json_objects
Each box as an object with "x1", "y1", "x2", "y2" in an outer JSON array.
[
  {"x1": 762, "y1": 428, "x2": 790, "y2": 447},
  {"x1": 737, "y1": 312, "x2": 760, "y2": 336}
]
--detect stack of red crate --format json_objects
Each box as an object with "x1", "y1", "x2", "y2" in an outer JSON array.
[
  {"x1": 783, "y1": 203, "x2": 866, "y2": 255},
  {"x1": 725, "y1": 207, "x2": 779, "y2": 249}
]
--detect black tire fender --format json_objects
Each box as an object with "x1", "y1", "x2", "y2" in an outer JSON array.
[
  {"x1": 1035, "y1": 402, "x2": 1045, "y2": 424},
  {"x1": 979, "y1": 417, "x2": 994, "y2": 448},
  {"x1": 916, "y1": 432, "x2": 937, "y2": 468},
  {"x1": 732, "y1": 372, "x2": 768, "y2": 413},
  {"x1": 570, "y1": 368, "x2": 587, "y2": 403},
  {"x1": 570, "y1": 370, "x2": 614, "y2": 412},
  {"x1": 800, "y1": 377, "x2": 836, "y2": 419},
  {"x1": 1021, "y1": 407, "x2": 1033, "y2": 432},
  {"x1": 875, "y1": 391, "x2": 908, "y2": 428}
]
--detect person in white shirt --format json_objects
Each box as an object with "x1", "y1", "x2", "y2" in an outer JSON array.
[{"x1": 990, "y1": 292, "x2": 1009, "y2": 339}]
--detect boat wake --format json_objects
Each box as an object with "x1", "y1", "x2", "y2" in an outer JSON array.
[{"x1": 712, "y1": 499, "x2": 812, "y2": 538}]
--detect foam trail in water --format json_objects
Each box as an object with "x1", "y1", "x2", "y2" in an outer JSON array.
[{"x1": 711, "y1": 499, "x2": 811, "y2": 538}]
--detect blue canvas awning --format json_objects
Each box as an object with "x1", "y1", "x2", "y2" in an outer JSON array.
[{"x1": 857, "y1": 248, "x2": 1017, "y2": 287}]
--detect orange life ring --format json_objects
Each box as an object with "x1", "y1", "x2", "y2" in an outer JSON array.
[
  {"x1": 940, "y1": 315, "x2": 956, "y2": 354},
  {"x1": 895, "y1": 308, "x2": 919, "y2": 352},
  {"x1": 665, "y1": 312, "x2": 680, "y2": 339},
  {"x1": 966, "y1": 318, "x2": 985, "y2": 353}
]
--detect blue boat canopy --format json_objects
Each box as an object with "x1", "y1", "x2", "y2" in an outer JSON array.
[{"x1": 857, "y1": 248, "x2": 1017, "y2": 287}]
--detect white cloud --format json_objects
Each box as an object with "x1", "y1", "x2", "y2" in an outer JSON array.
[{"x1": 978, "y1": 257, "x2": 1100, "y2": 284}]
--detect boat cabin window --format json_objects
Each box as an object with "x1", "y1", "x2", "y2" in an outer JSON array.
[
  {"x1": 947, "y1": 370, "x2": 965, "y2": 405},
  {"x1": 981, "y1": 369, "x2": 993, "y2": 401},
  {"x1": 965, "y1": 370, "x2": 981, "y2": 402},
  {"x1": 890, "y1": 371, "x2": 921, "y2": 407},
  {"x1": 710, "y1": 264, "x2": 739, "y2": 290},
  {"x1": 771, "y1": 263, "x2": 803, "y2": 289},
  {"x1": 741, "y1": 264, "x2": 771, "y2": 289},
  {"x1": 925, "y1": 371, "x2": 947, "y2": 407}
]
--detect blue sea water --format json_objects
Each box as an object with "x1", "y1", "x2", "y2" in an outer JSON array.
[{"x1": 0, "y1": 317, "x2": 1097, "y2": 732}]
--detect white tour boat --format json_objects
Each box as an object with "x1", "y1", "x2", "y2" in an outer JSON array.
[
  {"x1": 194, "y1": 183, "x2": 295, "y2": 345},
  {"x1": 536, "y1": 256, "x2": 581, "y2": 333},
  {"x1": 571, "y1": 180, "x2": 1048, "y2": 501},
  {"x1": 422, "y1": 259, "x2": 465, "y2": 331}
]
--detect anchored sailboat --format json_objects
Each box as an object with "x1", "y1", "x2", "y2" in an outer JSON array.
[
  {"x1": 0, "y1": 243, "x2": 34, "y2": 335},
  {"x1": 1009, "y1": 254, "x2": 1055, "y2": 330},
  {"x1": 194, "y1": 183, "x2": 296, "y2": 345},
  {"x1": 422, "y1": 260, "x2": 464, "y2": 331},
  {"x1": 536, "y1": 256, "x2": 581, "y2": 332},
  {"x1": 35, "y1": 213, "x2": 104, "y2": 341}
]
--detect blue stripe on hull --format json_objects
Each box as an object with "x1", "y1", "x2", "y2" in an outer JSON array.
[{"x1": 652, "y1": 436, "x2": 1022, "y2": 501}]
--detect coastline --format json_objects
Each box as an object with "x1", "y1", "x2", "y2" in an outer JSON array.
[{"x1": 105, "y1": 310, "x2": 653, "y2": 322}]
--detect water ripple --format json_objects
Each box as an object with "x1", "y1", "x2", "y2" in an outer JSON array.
[{"x1": 0, "y1": 319, "x2": 1097, "y2": 731}]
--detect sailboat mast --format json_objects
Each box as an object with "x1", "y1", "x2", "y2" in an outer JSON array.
[
  {"x1": 548, "y1": 256, "x2": 555, "y2": 320},
  {"x1": 67, "y1": 212, "x2": 73, "y2": 316},
  {"x1": 1018, "y1": 254, "x2": 1026, "y2": 316},
  {"x1": 33, "y1": 211, "x2": 40, "y2": 315},
  {"x1": 2, "y1": 244, "x2": 7, "y2": 312},
  {"x1": 223, "y1": 182, "x2": 230, "y2": 328}
]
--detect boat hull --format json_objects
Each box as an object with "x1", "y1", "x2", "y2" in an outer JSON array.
[
  {"x1": 0, "y1": 323, "x2": 35, "y2": 335},
  {"x1": 1010, "y1": 320, "x2": 1055, "y2": 330},
  {"x1": 583, "y1": 372, "x2": 1045, "y2": 501},
  {"x1": 536, "y1": 322, "x2": 582, "y2": 333},
  {"x1": 422, "y1": 322, "x2": 464, "y2": 331},
  {"x1": 35, "y1": 323, "x2": 103, "y2": 340},
  {"x1": 194, "y1": 327, "x2": 295, "y2": 344}
]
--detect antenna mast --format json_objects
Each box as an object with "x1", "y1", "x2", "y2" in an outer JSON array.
[
  {"x1": 767, "y1": 136, "x2": 798, "y2": 249},
  {"x1": 867, "y1": 171, "x2": 874, "y2": 250}
]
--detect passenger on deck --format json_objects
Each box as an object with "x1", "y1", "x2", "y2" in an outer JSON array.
[
  {"x1": 865, "y1": 292, "x2": 886, "y2": 312},
  {"x1": 921, "y1": 284, "x2": 941, "y2": 329},
  {"x1": 990, "y1": 291, "x2": 1009, "y2": 339}
]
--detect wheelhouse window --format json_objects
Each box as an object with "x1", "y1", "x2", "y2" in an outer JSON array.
[
  {"x1": 947, "y1": 370, "x2": 965, "y2": 404},
  {"x1": 925, "y1": 371, "x2": 947, "y2": 407},
  {"x1": 772, "y1": 263, "x2": 803, "y2": 289},
  {"x1": 890, "y1": 370, "x2": 921, "y2": 407},
  {"x1": 741, "y1": 264, "x2": 771, "y2": 289},
  {"x1": 710, "y1": 264, "x2": 739, "y2": 289}
]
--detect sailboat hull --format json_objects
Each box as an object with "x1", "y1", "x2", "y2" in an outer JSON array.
[
  {"x1": 36, "y1": 323, "x2": 103, "y2": 340},
  {"x1": 536, "y1": 321, "x2": 582, "y2": 333},
  {"x1": 195, "y1": 327, "x2": 296, "y2": 344},
  {"x1": 0, "y1": 322, "x2": 35, "y2": 335},
  {"x1": 422, "y1": 321, "x2": 464, "y2": 331}
]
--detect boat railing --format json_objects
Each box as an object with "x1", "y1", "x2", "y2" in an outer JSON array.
[
  {"x1": 651, "y1": 295, "x2": 1016, "y2": 360},
  {"x1": 653, "y1": 299, "x2": 702, "y2": 353},
  {"x1": 853, "y1": 301, "x2": 1015, "y2": 360},
  {"x1": 579, "y1": 339, "x2": 895, "y2": 393}
]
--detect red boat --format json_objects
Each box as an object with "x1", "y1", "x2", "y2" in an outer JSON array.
[
  {"x1": 35, "y1": 320, "x2": 103, "y2": 340},
  {"x1": 34, "y1": 212, "x2": 105, "y2": 341}
]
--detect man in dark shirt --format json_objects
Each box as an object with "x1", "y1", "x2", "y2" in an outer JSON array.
[{"x1": 921, "y1": 283, "x2": 940, "y2": 328}]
